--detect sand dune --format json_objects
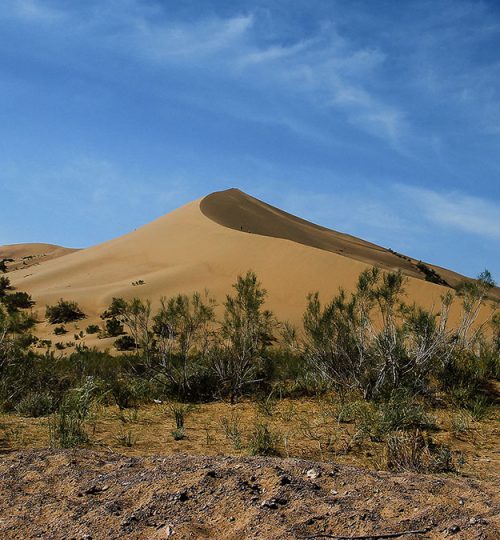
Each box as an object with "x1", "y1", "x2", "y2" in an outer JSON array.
[
  {"x1": 0, "y1": 243, "x2": 79, "y2": 273},
  {"x1": 6, "y1": 189, "x2": 498, "y2": 339}
]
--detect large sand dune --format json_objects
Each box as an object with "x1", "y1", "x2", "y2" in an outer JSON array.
[{"x1": 5, "y1": 189, "x2": 498, "y2": 335}]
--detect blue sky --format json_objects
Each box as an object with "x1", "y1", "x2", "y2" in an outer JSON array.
[{"x1": 0, "y1": 0, "x2": 499, "y2": 279}]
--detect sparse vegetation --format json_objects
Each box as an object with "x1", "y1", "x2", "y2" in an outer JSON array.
[
  {"x1": 385, "y1": 430, "x2": 456, "y2": 473},
  {"x1": 416, "y1": 261, "x2": 448, "y2": 285},
  {"x1": 248, "y1": 421, "x2": 280, "y2": 456},
  {"x1": 1, "y1": 291, "x2": 35, "y2": 313},
  {"x1": 85, "y1": 324, "x2": 100, "y2": 334},
  {"x1": 54, "y1": 325, "x2": 67, "y2": 335},
  {"x1": 105, "y1": 318, "x2": 124, "y2": 337},
  {"x1": 114, "y1": 335, "x2": 136, "y2": 351},
  {"x1": 48, "y1": 378, "x2": 98, "y2": 448},
  {"x1": 46, "y1": 299, "x2": 85, "y2": 324},
  {"x1": 0, "y1": 268, "x2": 497, "y2": 478}
]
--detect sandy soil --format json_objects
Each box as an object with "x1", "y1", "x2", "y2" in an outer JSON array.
[{"x1": 1, "y1": 400, "x2": 499, "y2": 483}]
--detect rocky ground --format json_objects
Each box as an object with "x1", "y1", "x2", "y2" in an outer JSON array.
[{"x1": 0, "y1": 449, "x2": 498, "y2": 539}]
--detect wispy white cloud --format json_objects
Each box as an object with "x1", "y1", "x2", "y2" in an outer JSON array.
[
  {"x1": 397, "y1": 185, "x2": 500, "y2": 240},
  {"x1": 123, "y1": 14, "x2": 254, "y2": 63},
  {"x1": 3, "y1": 1, "x2": 406, "y2": 147},
  {"x1": 3, "y1": 0, "x2": 64, "y2": 22}
]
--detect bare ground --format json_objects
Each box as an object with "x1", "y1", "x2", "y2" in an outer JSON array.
[{"x1": 0, "y1": 449, "x2": 498, "y2": 540}]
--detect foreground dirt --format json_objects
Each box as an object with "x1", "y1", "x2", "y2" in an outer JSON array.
[{"x1": 0, "y1": 449, "x2": 498, "y2": 540}]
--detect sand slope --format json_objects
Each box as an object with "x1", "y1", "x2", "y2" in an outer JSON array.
[
  {"x1": 0, "y1": 243, "x2": 79, "y2": 273},
  {"x1": 7, "y1": 189, "x2": 498, "y2": 333}
]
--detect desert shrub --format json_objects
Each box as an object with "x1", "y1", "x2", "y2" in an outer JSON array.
[
  {"x1": 378, "y1": 394, "x2": 434, "y2": 431},
  {"x1": 100, "y1": 297, "x2": 127, "y2": 320},
  {"x1": 351, "y1": 393, "x2": 434, "y2": 442},
  {"x1": 169, "y1": 403, "x2": 192, "y2": 429},
  {"x1": 451, "y1": 410, "x2": 472, "y2": 438},
  {"x1": 15, "y1": 391, "x2": 55, "y2": 417},
  {"x1": 336, "y1": 401, "x2": 358, "y2": 423},
  {"x1": 286, "y1": 268, "x2": 452, "y2": 400},
  {"x1": 220, "y1": 412, "x2": 243, "y2": 449},
  {"x1": 256, "y1": 391, "x2": 278, "y2": 417},
  {"x1": 6, "y1": 310, "x2": 37, "y2": 333},
  {"x1": 166, "y1": 403, "x2": 194, "y2": 440},
  {"x1": 116, "y1": 429, "x2": 137, "y2": 447},
  {"x1": 108, "y1": 375, "x2": 147, "y2": 410},
  {"x1": 385, "y1": 430, "x2": 456, "y2": 473},
  {"x1": 85, "y1": 324, "x2": 100, "y2": 334},
  {"x1": 416, "y1": 262, "x2": 448, "y2": 285},
  {"x1": 171, "y1": 427, "x2": 185, "y2": 440},
  {"x1": 48, "y1": 378, "x2": 98, "y2": 448},
  {"x1": 464, "y1": 395, "x2": 491, "y2": 421},
  {"x1": 150, "y1": 292, "x2": 215, "y2": 399},
  {"x1": 49, "y1": 408, "x2": 89, "y2": 447},
  {"x1": 248, "y1": 421, "x2": 280, "y2": 456},
  {"x1": 54, "y1": 325, "x2": 67, "y2": 335},
  {"x1": 105, "y1": 318, "x2": 124, "y2": 337},
  {"x1": 2, "y1": 291, "x2": 35, "y2": 313},
  {"x1": 0, "y1": 276, "x2": 12, "y2": 295},
  {"x1": 211, "y1": 272, "x2": 276, "y2": 403},
  {"x1": 46, "y1": 299, "x2": 85, "y2": 324},
  {"x1": 114, "y1": 335, "x2": 136, "y2": 351},
  {"x1": 55, "y1": 342, "x2": 66, "y2": 350}
]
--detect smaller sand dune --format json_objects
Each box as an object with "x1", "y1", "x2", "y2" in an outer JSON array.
[{"x1": 0, "y1": 243, "x2": 79, "y2": 273}]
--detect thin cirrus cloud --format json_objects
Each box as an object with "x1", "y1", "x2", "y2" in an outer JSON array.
[
  {"x1": 3, "y1": 0, "x2": 64, "y2": 22},
  {"x1": 88, "y1": 7, "x2": 406, "y2": 145},
  {"x1": 397, "y1": 186, "x2": 500, "y2": 240},
  {"x1": 3, "y1": 0, "x2": 407, "y2": 147}
]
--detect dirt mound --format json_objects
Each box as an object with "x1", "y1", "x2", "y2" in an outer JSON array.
[{"x1": 0, "y1": 449, "x2": 497, "y2": 539}]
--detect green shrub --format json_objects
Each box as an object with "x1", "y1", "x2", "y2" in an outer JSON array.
[
  {"x1": 352, "y1": 394, "x2": 434, "y2": 442},
  {"x1": 108, "y1": 376, "x2": 146, "y2": 410},
  {"x1": 451, "y1": 410, "x2": 472, "y2": 438},
  {"x1": 0, "y1": 276, "x2": 12, "y2": 294},
  {"x1": 465, "y1": 395, "x2": 491, "y2": 421},
  {"x1": 416, "y1": 262, "x2": 448, "y2": 285},
  {"x1": 105, "y1": 318, "x2": 124, "y2": 337},
  {"x1": 54, "y1": 325, "x2": 67, "y2": 335},
  {"x1": 116, "y1": 429, "x2": 137, "y2": 447},
  {"x1": 16, "y1": 391, "x2": 55, "y2": 417},
  {"x1": 248, "y1": 421, "x2": 280, "y2": 456},
  {"x1": 48, "y1": 378, "x2": 98, "y2": 448},
  {"x1": 169, "y1": 403, "x2": 192, "y2": 429},
  {"x1": 114, "y1": 335, "x2": 136, "y2": 351},
  {"x1": 46, "y1": 299, "x2": 85, "y2": 324},
  {"x1": 171, "y1": 427, "x2": 185, "y2": 440},
  {"x1": 220, "y1": 412, "x2": 243, "y2": 450},
  {"x1": 85, "y1": 324, "x2": 100, "y2": 334},
  {"x1": 385, "y1": 430, "x2": 456, "y2": 473},
  {"x1": 256, "y1": 392, "x2": 278, "y2": 417},
  {"x1": 2, "y1": 291, "x2": 35, "y2": 313},
  {"x1": 100, "y1": 297, "x2": 127, "y2": 319}
]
